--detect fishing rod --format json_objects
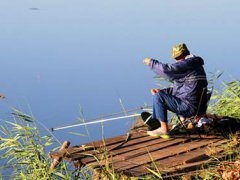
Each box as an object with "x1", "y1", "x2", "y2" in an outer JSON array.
[
  {"x1": 51, "y1": 114, "x2": 141, "y2": 131},
  {"x1": 51, "y1": 105, "x2": 152, "y2": 132}
]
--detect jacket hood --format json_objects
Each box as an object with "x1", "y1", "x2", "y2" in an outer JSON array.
[{"x1": 180, "y1": 56, "x2": 204, "y2": 71}]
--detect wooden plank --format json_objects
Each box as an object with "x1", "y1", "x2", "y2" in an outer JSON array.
[
  {"x1": 73, "y1": 131, "x2": 147, "y2": 148},
  {"x1": 108, "y1": 137, "x2": 174, "y2": 156},
  {"x1": 71, "y1": 135, "x2": 212, "y2": 163},
  {"x1": 126, "y1": 148, "x2": 210, "y2": 176},
  {"x1": 125, "y1": 140, "x2": 227, "y2": 176},
  {"x1": 70, "y1": 134, "x2": 161, "y2": 154},
  {"x1": 78, "y1": 135, "x2": 207, "y2": 165},
  {"x1": 61, "y1": 133, "x2": 162, "y2": 161},
  {"x1": 165, "y1": 150, "x2": 237, "y2": 180},
  {"x1": 78, "y1": 137, "x2": 189, "y2": 164},
  {"x1": 50, "y1": 131, "x2": 147, "y2": 158},
  {"x1": 87, "y1": 136, "x2": 220, "y2": 169},
  {"x1": 110, "y1": 137, "x2": 222, "y2": 171},
  {"x1": 69, "y1": 134, "x2": 174, "y2": 162}
]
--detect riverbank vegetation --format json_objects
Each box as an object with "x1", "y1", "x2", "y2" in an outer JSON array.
[
  {"x1": 0, "y1": 108, "x2": 77, "y2": 179},
  {"x1": 0, "y1": 80, "x2": 240, "y2": 179}
]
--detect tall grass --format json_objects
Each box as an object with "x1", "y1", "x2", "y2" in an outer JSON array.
[
  {"x1": 192, "y1": 80, "x2": 240, "y2": 179},
  {"x1": 0, "y1": 108, "x2": 74, "y2": 179},
  {"x1": 209, "y1": 80, "x2": 240, "y2": 119}
]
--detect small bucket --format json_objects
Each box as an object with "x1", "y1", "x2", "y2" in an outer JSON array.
[{"x1": 141, "y1": 112, "x2": 161, "y2": 131}]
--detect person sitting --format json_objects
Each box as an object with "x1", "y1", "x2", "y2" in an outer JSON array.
[{"x1": 143, "y1": 43, "x2": 208, "y2": 136}]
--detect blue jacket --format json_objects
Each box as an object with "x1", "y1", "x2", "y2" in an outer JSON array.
[{"x1": 150, "y1": 56, "x2": 208, "y2": 115}]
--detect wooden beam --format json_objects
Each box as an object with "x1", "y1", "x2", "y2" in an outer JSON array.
[{"x1": 49, "y1": 141, "x2": 70, "y2": 170}]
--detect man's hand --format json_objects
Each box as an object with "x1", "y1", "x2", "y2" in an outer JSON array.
[
  {"x1": 151, "y1": 88, "x2": 160, "y2": 95},
  {"x1": 0, "y1": 94, "x2": 5, "y2": 99},
  {"x1": 143, "y1": 58, "x2": 151, "y2": 66}
]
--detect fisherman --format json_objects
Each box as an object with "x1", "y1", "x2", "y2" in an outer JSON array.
[{"x1": 143, "y1": 43, "x2": 208, "y2": 136}]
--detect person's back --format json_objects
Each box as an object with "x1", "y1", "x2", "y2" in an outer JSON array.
[{"x1": 171, "y1": 55, "x2": 208, "y2": 114}]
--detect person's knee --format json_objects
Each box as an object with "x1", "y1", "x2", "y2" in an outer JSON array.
[{"x1": 153, "y1": 91, "x2": 165, "y2": 103}]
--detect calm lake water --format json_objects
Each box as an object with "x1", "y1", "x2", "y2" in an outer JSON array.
[{"x1": 0, "y1": 0, "x2": 240, "y2": 148}]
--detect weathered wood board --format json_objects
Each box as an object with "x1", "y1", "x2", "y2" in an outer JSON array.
[
  {"x1": 50, "y1": 133, "x2": 227, "y2": 177},
  {"x1": 49, "y1": 114, "x2": 240, "y2": 178}
]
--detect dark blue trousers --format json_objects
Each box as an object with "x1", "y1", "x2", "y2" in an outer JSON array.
[{"x1": 152, "y1": 91, "x2": 195, "y2": 123}]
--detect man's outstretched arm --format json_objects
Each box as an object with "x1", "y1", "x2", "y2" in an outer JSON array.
[{"x1": 143, "y1": 58, "x2": 186, "y2": 80}]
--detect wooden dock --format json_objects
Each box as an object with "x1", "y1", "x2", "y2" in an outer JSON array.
[{"x1": 49, "y1": 114, "x2": 240, "y2": 178}]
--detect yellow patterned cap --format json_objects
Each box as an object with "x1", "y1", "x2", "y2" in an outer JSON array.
[{"x1": 171, "y1": 43, "x2": 189, "y2": 59}]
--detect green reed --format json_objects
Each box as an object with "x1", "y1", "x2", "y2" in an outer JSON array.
[
  {"x1": 0, "y1": 108, "x2": 74, "y2": 179},
  {"x1": 209, "y1": 80, "x2": 240, "y2": 119}
]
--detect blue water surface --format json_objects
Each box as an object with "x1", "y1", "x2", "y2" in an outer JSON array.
[{"x1": 0, "y1": 0, "x2": 240, "y2": 148}]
